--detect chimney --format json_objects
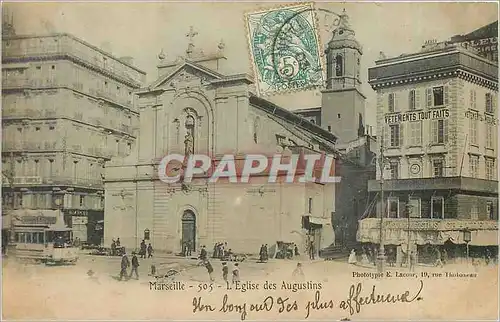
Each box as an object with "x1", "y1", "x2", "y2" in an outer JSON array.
[{"x1": 120, "y1": 56, "x2": 134, "y2": 66}]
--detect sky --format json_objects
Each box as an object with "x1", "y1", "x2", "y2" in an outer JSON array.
[{"x1": 5, "y1": 1, "x2": 498, "y2": 130}]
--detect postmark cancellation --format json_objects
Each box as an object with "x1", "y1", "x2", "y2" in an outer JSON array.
[{"x1": 245, "y1": 3, "x2": 325, "y2": 96}]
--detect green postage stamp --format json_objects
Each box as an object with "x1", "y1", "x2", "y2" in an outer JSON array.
[{"x1": 245, "y1": 3, "x2": 325, "y2": 96}]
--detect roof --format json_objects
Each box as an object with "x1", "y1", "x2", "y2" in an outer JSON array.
[
  {"x1": 3, "y1": 32, "x2": 146, "y2": 74},
  {"x1": 451, "y1": 21, "x2": 498, "y2": 42},
  {"x1": 293, "y1": 107, "x2": 322, "y2": 114},
  {"x1": 249, "y1": 95, "x2": 337, "y2": 144}
]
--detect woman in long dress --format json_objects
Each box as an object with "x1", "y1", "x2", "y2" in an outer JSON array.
[{"x1": 348, "y1": 249, "x2": 357, "y2": 265}]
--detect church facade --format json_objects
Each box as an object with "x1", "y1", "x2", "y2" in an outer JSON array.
[{"x1": 103, "y1": 42, "x2": 339, "y2": 255}]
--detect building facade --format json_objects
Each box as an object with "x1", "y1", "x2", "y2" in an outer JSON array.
[
  {"x1": 103, "y1": 37, "x2": 337, "y2": 255},
  {"x1": 359, "y1": 41, "x2": 498, "y2": 265},
  {"x1": 294, "y1": 10, "x2": 376, "y2": 251},
  {"x1": 1, "y1": 22, "x2": 146, "y2": 246}
]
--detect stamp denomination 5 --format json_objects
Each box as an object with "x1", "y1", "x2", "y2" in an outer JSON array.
[{"x1": 245, "y1": 3, "x2": 325, "y2": 95}]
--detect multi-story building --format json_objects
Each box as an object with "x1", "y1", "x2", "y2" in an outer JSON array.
[
  {"x1": 1, "y1": 20, "x2": 146, "y2": 246},
  {"x1": 450, "y1": 20, "x2": 498, "y2": 63},
  {"x1": 358, "y1": 40, "x2": 498, "y2": 265}
]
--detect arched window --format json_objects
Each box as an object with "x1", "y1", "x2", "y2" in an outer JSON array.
[{"x1": 335, "y1": 55, "x2": 343, "y2": 77}]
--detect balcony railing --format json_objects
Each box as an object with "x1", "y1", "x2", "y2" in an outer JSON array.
[
  {"x1": 3, "y1": 36, "x2": 144, "y2": 86},
  {"x1": 368, "y1": 177, "x2": 498, "y2": 194},
  {"x1": 358, "y1": 217, "x2": 498, "y2": 231},
  {"x1": 2, "y1": 77, "x2": 29, "y2": 89}
]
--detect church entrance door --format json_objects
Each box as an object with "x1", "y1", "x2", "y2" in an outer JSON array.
[{"x1": 181, "y1": 210, "x2": 196, "y2": 252}]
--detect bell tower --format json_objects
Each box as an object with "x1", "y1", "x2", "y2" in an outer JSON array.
[{"x1": 321, "y1": 9, "x2": 366, "y2": 144}]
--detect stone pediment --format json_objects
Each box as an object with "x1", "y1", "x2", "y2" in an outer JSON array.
[{"x1": 150, "y1": 61, "x2": 223, "y2": 90}]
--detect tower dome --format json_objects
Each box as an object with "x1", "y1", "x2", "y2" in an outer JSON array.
[{"x1": 326, "y1": 9, "x2": 363, "y2": 54}]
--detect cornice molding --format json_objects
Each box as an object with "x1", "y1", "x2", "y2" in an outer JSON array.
[
  {"x1": 3, "y1": 54, "x2": 143, "y2": 88},
  {"x1": 371, "y1": 69, "x2": 498, "y2": 91}
]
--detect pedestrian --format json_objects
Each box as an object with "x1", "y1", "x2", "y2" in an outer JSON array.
[
  {"x1": 186, "y1": 240, "x2": 192, "y2": 257},
  {"x1": 222, "y1": 262, "x2": 228, "y2": 282},
  {"x1": 292, "y1": 262, "x2": 305, "y2": 281},
  {"x1": 348, "y1": 249, "x2": 357, "y2": 265},
  {"x1": 130, "y1": 252, "x2": 140, "y2": 280},
  {"x1": 442, "y1": 248, "x2": 448, "y2": 265},
  {"x1": 264, "y1": 244, "x2": 268, "y2": 261},
  {"x1": 485, "y1": 249, "x2": 491, "y2": 265},
  {"x1": 220, "y1": 243, "x2": 225, "y2": 259},
  {"x1": 409, "y1": 251, "x2": 416, "y2": 272},
  {"x1": 294, "y1": 244, "x2": 299, "y2": 256},
  {"x1": 116, "y1": 238, "x2": 121, "y2": 248},
  {"x1": 232, "y1": 263, "x2": 240, "y2": 283},
  {"x1": 361, "y1": 251, "x2": 369, "y2": 265},
  {"x1": 150, "y1": 264, "x2": 156, "y2": 276},
  {"x1": 200, "y1": 245, "x2": 207, "y2": 261},
  {"x1": 309, "y1": 241, "x2": 315, "y2": 260},
  {"x1": 111, "y1": 239, "x2": 116, "y2": 256},
  {"x1": 259, "y1": 244, "x2": 265, "y2": 262},
  {"x1": 203, "y1": 260, "x2": 214, "y2": 281},
  {"x1": 119, "y1": 251, "x2": 130, "y2": 281},
  {"x1": 213, "y1": 243, "x2": 218, "y2": 258},
  {"x1": 147, "y1": 243, "x2": 153, "y2": 258},
  {"x1": 140, "y1": 240, "x2": 147, "y2": 259},
  {"x1": 435, "y1": 248, "x2": 444, "y2": 268}
]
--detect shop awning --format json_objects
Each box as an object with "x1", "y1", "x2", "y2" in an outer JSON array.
[
  {"x1": 309, "y1": 216, "x2": 331, "y2": 225},
  {"x1": 303, "y1": 214, "x2": 331, "y2": 226}
]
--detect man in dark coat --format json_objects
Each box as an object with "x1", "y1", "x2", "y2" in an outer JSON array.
[
  {"x1": 204, "y1": 260, "x2": 214, "y2": 281},
  {"x1": 119, "y1": 252, "x2": 130, "y2": 281},
  {"x1": 147, "y1": 243, "x2": 153, "y2": 258},
  {"x1": 259, "y1": 245, "x2": 265, "y2": 262},
  {"x1": 140, "y1": 240, "x2": 147, "y2": 259},
  {"x1": 130, "y1": 252, "x2": 140, "y2": 280},
  {"x1": 200, "y1": 245, "x2": 207, "y2": 261}
]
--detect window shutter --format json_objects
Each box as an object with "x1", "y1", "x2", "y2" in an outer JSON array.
[
  {"x1": 443, "y1": 119, "x2": 449, "y2": 143},
  {"x1": 426, "y1": 88, "x2": 432, "y2": 108},
  {"x1": 431, "y1": 120, "x2": 437, "y2": 144},
  {"x1": 399, "y1": 123, "x2": 404, "y2": 147},
  {"x1": 394, "y1": 93, "x2": 399, "y2": 112},
  {"x1": 415, "y1": 89, "x2": 421, "y2": 109},
  {"x1": 444, "y1": 85, "x2": 449, "y2": 106}
]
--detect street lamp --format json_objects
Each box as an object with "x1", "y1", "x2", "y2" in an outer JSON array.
[
  {"x1": 405, "y1": 203, "x2": 413, "y2": 269},
  {"x1": 463, "y1": 230, "x2": 471, "y2": 265},
  {"x1": 376, "y1": 128, "x2": 386, "y2": 273}
]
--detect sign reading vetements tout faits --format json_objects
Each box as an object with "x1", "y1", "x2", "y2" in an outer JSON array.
[{"x1": 385, "y1": 109, "x2": 450, "y2": 124}]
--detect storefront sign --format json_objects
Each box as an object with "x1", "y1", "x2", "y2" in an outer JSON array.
[
  {"x1": 464, "y1": 110, "x2": 498, "y2": 125},
  {"x1": 359, "y1": 218, "x2": 498, "y2": 231},
  {"x1": 66, "y1": 209, "x2": 88, "y2": 216},
  {"x1": 460, "y1": 37, "x2": 498, "y2": 55},
  {"x1": 385, "y1": 109, "x2": 449, "y2": 124},
  {"x1": 19, "y1": 216, "x2": 57, "y2": 225}
]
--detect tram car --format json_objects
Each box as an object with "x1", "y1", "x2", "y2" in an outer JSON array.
[{"x1": 8, "y1": 210, "x2": 79, "y2": 265}]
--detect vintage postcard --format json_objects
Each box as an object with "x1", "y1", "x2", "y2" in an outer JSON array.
[{"x1": 1, "y1": 1, "x2": 499, "y2": 321}]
